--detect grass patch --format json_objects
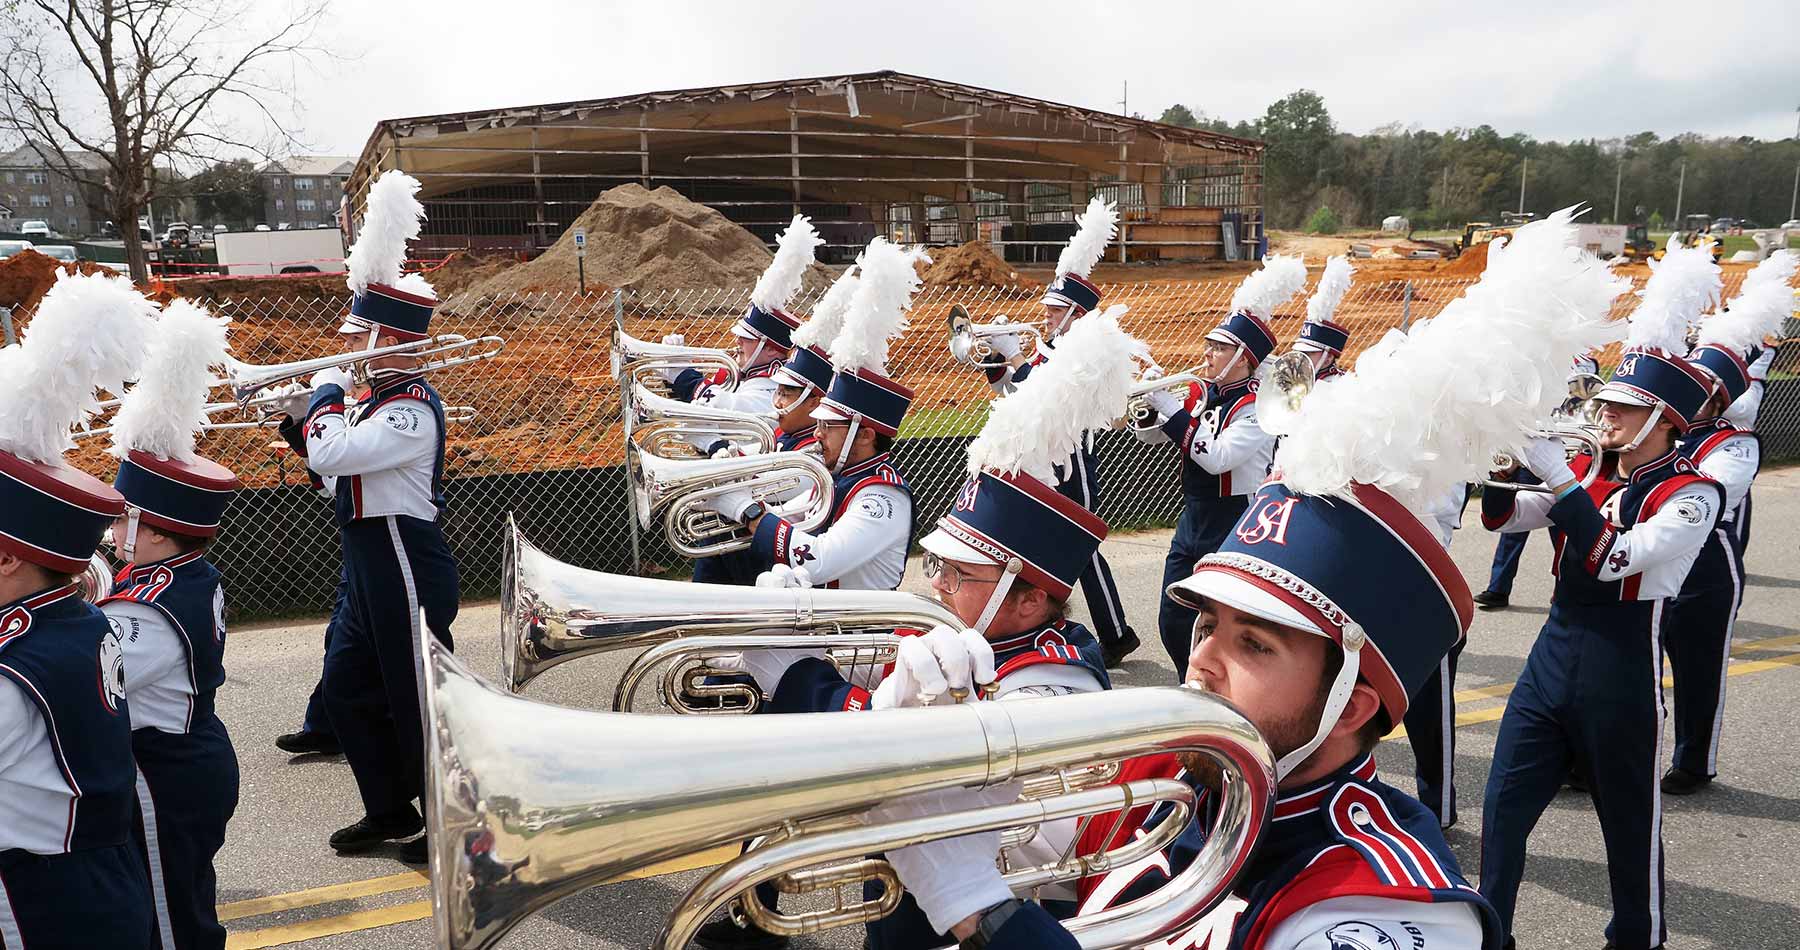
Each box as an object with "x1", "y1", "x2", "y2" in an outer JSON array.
[
  {"x1": 1648, "y1": 232, "x2": 1799, "y2": 256},
  {"x1": 899, "y1": 407, "x2": 988, "y2": 438}
]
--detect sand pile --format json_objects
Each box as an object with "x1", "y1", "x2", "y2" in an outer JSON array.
[
  {"x1": 919, "y1": 241, "x2": 1039, "y2": 289},
  {"x1": 426, "y1": 250, "x2": 521, "y2": 298},
  {"x1": 0, "y1": 249, "x2": 115, "y2": 315},
  {"x1": 472, "y1": 184, "x2": 834, "y2": 298}
]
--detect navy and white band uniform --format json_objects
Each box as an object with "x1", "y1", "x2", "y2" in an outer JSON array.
[
  {"x1": 0, "y1": 463, "x2": 153, "y2": 947},
  {"x1": 1478, "y1": 350, "x2": 1722, "y2": 949},
  {"x1": 298, "y1": 283, "x2": 460, "y2": 848},
  {"x1": 1661, "y1": 341, "x2": 1762, "y2": 787},
  {"x1": 1133, "y1": 308, "x2": 1278, "y2": 672},
  {"x1": 975, "y1": 273, "x2": 1137, "y2": 662},
  {"x1": 1718, "y1": 344, "x2": 1771, "y2": 552},
  {"x1": 104, "y1": 448, "x2": 243, "y2": 950}
]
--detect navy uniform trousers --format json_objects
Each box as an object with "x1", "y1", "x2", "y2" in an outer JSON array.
[
  {"x1": 1403, "y1": 637, "x2": 1466, "y2": 828},
  {"x1": 1485, "y1": 531, "x2": 1530, "y2": 597},
  {"x1": 1158, "y1": 496, "x2": 1250, "y2": 670},
  {"x1": 1662, "y1": 529, "x2": 1745, "y2": 778},
  {"x1": 323, "y1": 515, "x2": 459, "y2": 820},
  {"x1": 134, "y1": 718, "x2": 239, "y2": 950},
  {"x1": 1053, "y1": 442, "x2": 1132, "y2": 651},
  {"x1": 300, "y1": 566, "x2": 356, "y2": 738},
  {"x1": 1480, "y1": 598, "x2": 1666, "y2": 949}
]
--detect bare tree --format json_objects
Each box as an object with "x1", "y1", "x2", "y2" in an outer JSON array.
[{"x1": 0, "y1": 0, "x2": 326, "y2": 281}]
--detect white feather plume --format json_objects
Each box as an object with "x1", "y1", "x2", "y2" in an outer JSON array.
[
  {"x1": 1698, "y1": 250, "x2": 1796, "y2": 352},
  {"x1": 831, "y1": 239, "x2": 928, "y2": 374},
  {"x1": 1054, "y1": 196, "x2": 1118, "y2": 279},
  {"x1": 1627, "y1": 242, "x2": 1719, "y2": 352},
  {"x1": 391, "y1": 270, "x2": 438, "y2": 301},
  {"x1": 791, "y1": 265, "x2": 859, "y2": 350},
  {"x1": 751, "y1": 215, "x2": 823, "y2": 313},
  {"x1": 107, "y1": 300, "x2": 233, "y2": 462},
  {"x1": 345, "y1": 170, "x2": 427, "y2": 297},
  {"x1": 1305, "y1": 256, "x2": 1356, "y2": 325},
  {"x1": 0, "y1": 270, "x2": 159, "y2": 463},
  {"x1": 1274, "y1": 205, "x2": 1630, "y2": 518},
  {"x1": 966, "y1": 306, "x2": 1149, "y2": 482},
  {"x1": 1228, "y1": 254, "x2": 1308, "y2": 320}
]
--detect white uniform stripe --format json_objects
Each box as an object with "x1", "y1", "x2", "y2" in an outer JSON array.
[
  {"x1": 0, "y1": 871, "x2": 24, "y2": 949},
  {"x1": 1438, "y1": 654, "x2": 1454, "y2": 824},
  {"x1": 1649, "y1": 600, "x2": 1666, "y2": 943},
  {"x1": 1073, "y1": 450, "x2": 1126, "y2": 636},
  {"x1": 135, "y1": 768, "x2": 179, "y2": 950},
  {"x1": 385, "y1": 517, "x2": 427, "y2": 690},
  {"x1": 1707, "y1": 528, "x2": 1744, "y2": 774}
]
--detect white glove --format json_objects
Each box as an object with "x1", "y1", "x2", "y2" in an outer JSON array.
[
  {"x1": 661, "y1": 333, "x2": 686, "y2": 347},
  {"x1": 867, "y1": 784, "x2": 1019, "y2": 935},
  {"x1": 704, "y1": 648, "x2": 814, "y2": 696},
  {"x1": 657, "y1": 364, "x2": 687, "y2": 385},
  {"x1": 949, "y1": 334, "x2": 977, "y2": 365},
  {"x1": 1520, "y1": 436, "x2": 1577, "y2": 490},
  {"x1": 1144, "y1": 388, "x2": 1182, "y2": 418},
  {"x1": 987, "y1": 332, "x2": 1023, "y2": 360},
  {"x1": 310, "y1": 366, "x2": 353, "y2": 394},
  {"x1": 702, "y1": 487, "x2": 757, "y2": 523},
  {"x1": 755, "y1": 564, "x2": 814, "y2": 589},
  {"x1": 709, "y1": 444, "x2": 742, "y2": 460},
  {"x1": 267, "y1": 381, "x2": 313, "y2": 421},
  {"x1": 871, "y1": 626, "x2": 995, "y2": 710}
]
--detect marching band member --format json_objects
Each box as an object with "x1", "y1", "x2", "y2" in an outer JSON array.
[
  {"x1": 723, "y1": 308, "x2": 1143, "y2": 950},
  {"x1": 272, "y1": 170, "x2": 460, "y2": 865},
  {"x1": 1289, "y1": 254, "x2": 1354, "y2": 381},
  {"x1": 960, "y1": 197, "x2": 1141, "y2": 667},
  {"x1": 704, "y1": 239, "x2": 924, "y2": 593},
  {"x1": 1480, "y1": 239, "x2": 1725, "y2": 950},
  {"x1": 102, "y1": 299, "x2": 242, "y2": 950},
  {"x1": 862, "y1": 211, "x2": 1631, "y2": 950},
  {"x1": 0, "y1": 270, "x2": 158, "y2": 947},
  {"x1": 1661, "y1": 250, "x2": 1794, "y2": 794},
  {"x1": 767, "y1": 266, "x2": 859, "y2": 455},
  {"x1": 1134, "y1": 255, "x2": 1304, "y2": 671},
  {"x1": 1715, "y1": 282, "x2": 1788, "y2": 553}
]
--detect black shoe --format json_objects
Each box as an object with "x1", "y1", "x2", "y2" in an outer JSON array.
[
  {"x1": 1103, "y1": 629, "x2": 1142, "y2": 669},
  {"x1": 1473, "y1": 590, "x2": 1509, "y2": 610},
  {"x1": 397, "y1": 835, "x2": 429, "y2": 865},
  {"x1": 692, "y1": 914, "x2": 788, "y2": 950},
  {"x1": 1565, "y1": 770, "x2": 1590, "y2": 794},
  {"x1": 1661, "y1": 767, "x2": 1713, "y2": 795},
  {"x1": 330, "y1": 810, "x2": 424, "y2": 854},
  {"x1": 275, "y1": 730, "x2": 341, "y2": 755}
]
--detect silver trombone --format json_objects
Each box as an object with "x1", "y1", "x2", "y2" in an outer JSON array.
[
  {"x1": 946, "y1": 304, "x2": 1044, "y2": 367},
  {"x1": 628, "y1": 443, "x2": 833, "y2": 558},
  {"x1": 227, "y1": 333, "x2": 505, "y2": 405},
  {"x1": 76, "y1": 401, "x2": 479, "y2": 440},
  {"x1": 422, "y1": 617, "x2": 1275, "y2": 950}
]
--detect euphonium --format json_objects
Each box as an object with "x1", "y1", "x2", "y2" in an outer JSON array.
[
  {"x1": 1254, "y1": 350, "x2": 1318, "y2": 437},
  {"x1": 610, "y1": 325, "x2": 739, "y2": 393},
  {"x1": 629, "y1": 381, "x2": 776, "y2": 459},
  {"x1": 422, "y1": 621, "x2": 1276, "y2": 950},
  {"x1": 500, "y1": 517, "x2": 951, "y2": 707},
  {"x1": 626, "y1": 442, "x2": 832, "y2": 557}
]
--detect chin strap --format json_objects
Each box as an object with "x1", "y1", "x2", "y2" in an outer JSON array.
[
  {"x1": 830, "y1": 416, "x2": 861, "y2": 473},
  {"x1": 1209, "y1": 346, "x2": 1245, "y2": 385},
  {"x1": 120, "y1": 506, "x2": 143, "y2": 564},
  {"x1": 1617, "y1": 401, "x2": 1668, "y2": 453},
  {"x1": 972, "y1": 558, "x2": 1024, "y2": 634},
  {"x1": 744, "y1": 338, "x2": 768, "y2": 375},
  {"x1": 1276, "y1": 624, "x2": 1365, "y2": 781}
]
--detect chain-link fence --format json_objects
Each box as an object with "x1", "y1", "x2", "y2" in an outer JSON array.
[{"x1": 35, "y1": 267, "x2": 1794, "y2": 619}]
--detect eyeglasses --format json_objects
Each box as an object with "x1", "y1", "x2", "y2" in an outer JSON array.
[{"x1": 922, "y1": 552, "x2": 1000, "y2": 594}]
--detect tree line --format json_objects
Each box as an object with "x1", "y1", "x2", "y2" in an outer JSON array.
[{"x1": 1160, "y1": 93, "x2": 1800, "y2": 232}]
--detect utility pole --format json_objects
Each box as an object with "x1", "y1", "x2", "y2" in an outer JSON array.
[
  {"x1": 1118, "y1": 80, "x2": 1127, "y2": 116},
  {"x1": 1674, "y1": 159, "x2": 1686, "y2": 227},
  {"x1": 1790, "y1": 160, "x2": 1798, "y2": 222},
  {"x1": 1518, "y1": 157, "x2": 1528, "y2": 214},
  {"x1": 1613, "y1": 156, "x2": 1624, "y2": 223}
]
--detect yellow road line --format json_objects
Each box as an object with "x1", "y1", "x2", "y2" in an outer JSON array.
[
  {"x1": 218, "y1": 871, "x2": 427, "y2": 922},
  {"x1": 227, "y1": 901, "x2": 431, "y2": 949}
]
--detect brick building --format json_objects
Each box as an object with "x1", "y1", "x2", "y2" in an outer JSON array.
[{"x1": 259, "y1": 156, "x2": 354, "y2": 230}]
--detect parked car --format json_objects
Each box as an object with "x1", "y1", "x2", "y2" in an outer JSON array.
[
  {"x1": 254, "y1": 224, "x2": 271, "y2": 232},
  {"x1": 213, "y1": 224, "x2": 229, "y2": 234},
  {"x1": 0, "y1": 239, "x2": 35, "y2": 259},
  {"x1": 19, "y1": 220, "x2": 51, "y2": 239},
  {"x1": 1782, "y1": 219, "x2": 1800, "y2": 230},
  {"x1": 35, "y1": 245, "x2": 78, "y2": 263},
  {"x1": 162, "y1": 222, "x2": 192, "y2": 246}
]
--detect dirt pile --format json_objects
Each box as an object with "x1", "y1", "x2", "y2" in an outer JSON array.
[
  {"x1": 0, "y1": 249, "x2": 115, "y2": 315},
  {"x1": 471, "y1": 184, "x2": 834, "y2": 298},
  {"x1": 919, "y1": 241, "x2": 1040, "y2": 289},
  {"x1": 425, "y1": 250, "x2": 521, "y2": 298}
]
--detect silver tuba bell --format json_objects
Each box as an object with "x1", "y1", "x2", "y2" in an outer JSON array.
[
  {"x1": 1254, "y1": 349, "x2": 1318, "y2": 437},
  {"x1": 422, "y1": 619, "x2": 1275, "y2": 950}
]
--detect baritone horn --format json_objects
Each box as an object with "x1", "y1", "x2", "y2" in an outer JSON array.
[
  {"x1": 1253, "y1": 349, "x2": 1319, "y2": 437},
  {"x1": 627, "y1": 442, "x2": 833, "y2": 557},
  {"x1": 946, "y1": 304, "x2": 1044, "y2": 367},
  {"x1": 422, "y1": 621, "x2": 1275, "y2": 950},
  {"x1": 610, "y1": 325, "x2": 739, "y2": 393},
  {"x1": 629, "y1": 381, "x2": 775, "y2": 458}
]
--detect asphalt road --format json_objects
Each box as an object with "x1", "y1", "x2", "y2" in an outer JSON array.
[{"x1": 216, "y1": 469, "x2": 1800, "y2": 950}]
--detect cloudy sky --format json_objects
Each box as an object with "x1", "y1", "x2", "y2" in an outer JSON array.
[{"x1": 269, "y1": 0, "x2": 1798, "y2": 158}]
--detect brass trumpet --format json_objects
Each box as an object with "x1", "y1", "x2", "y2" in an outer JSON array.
[
  {"x1": 629, "y1": 381, "x2": 775, "y2": 459},
  {"x1": 421, "y1": 617, "x2": 1276, "y2": 950},
  {"x1": 627, "y1": 443, "x2": 833, "y2": 558},
  {"x1": 946, "y1": 304, "x2": 1044, "y2": 367}
]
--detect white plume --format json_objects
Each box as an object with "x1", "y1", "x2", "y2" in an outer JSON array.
[
  {"x1": 966, "y1": 306, "x2": 1149, "y2": 482},
  {"x1": 791, "y1": 265, "x2": 859, "y2": 350},
  {"x1": 0, "y1": 270, "x2": 159, "y2": 463},
  {"x1": 345, "y1": 170, "x2": 427, "y2": 296},
  {"x1": 750, "y1": 215, "x2": 824, "y2": 313},
  {"x1": 1054, "y1": 196, "x2": 1118, "y2": 279},
  {"x1": 108, "y1": 300, "x2": 233, "y2": 462},
  {"x1": 1627, "y1": 242, "x2": 1719, "y2": 352},
  {"x1": 831, "y1": 239, "x2": 928, "y2": 374},
  {"x1": 1274, "y1": 205, "x2": 1630, "y2": 518},
  {"x1": 1698, "y1": 250, "x2": 1796, "y2": 352},
  {"x1": 392, "y1": 270, "x2": 438, "y2": 301},
  {"x1": 1228, "y1": 254, "x2": 1308, "y2": 320},
  {"x1": 1305, "y1": 256, "x2": 1356, "y2": 325}
]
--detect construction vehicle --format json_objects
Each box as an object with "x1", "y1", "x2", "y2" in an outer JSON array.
[
  {"x1": 1404, "y1": 212, "x2": 1537, "y2": 260},
  {"x1": 1620, "y1": 223, "x2": 1660, "y2": 263}
]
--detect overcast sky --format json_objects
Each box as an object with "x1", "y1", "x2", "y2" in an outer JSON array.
[{"x1": 278, "y1": 0, "x2": 1800, "y2": 158}]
